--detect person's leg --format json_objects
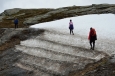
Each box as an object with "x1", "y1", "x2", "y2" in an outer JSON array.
[
  {"x1": 92, "y1": 40, "x2": 95, "y2": 50},
  {"x1": 70, "y1": 29, "x2": 72, "y2": 35},
  {"x1": 72, "y1": 29, "x2": 74, "y2": 35},
  {"x1": 15, "y1": 24, "x2": 16, "y2": 29},
  {"x1": 90, "y1": 41, "x2": 93, "y2": 49},
  {"x1": 17, "y1": 24, "x2": 18, "y2": 28}
]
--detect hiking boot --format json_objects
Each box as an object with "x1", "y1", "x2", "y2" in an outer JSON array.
[
  {"x1": 92, "y1": 48, "x2": 94, "y2": 50},
  {"x1": 90, "y1": 47, "x2": 92, "y2": 50}
]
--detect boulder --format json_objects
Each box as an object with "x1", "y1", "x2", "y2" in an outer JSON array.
[
  {"x1": 16, "y1": 13, "x2": 25, "y2": 17},
  {"x1": 0, "y1": 16, "x2": 4, "y2": 22},
  {"x1": 6, "y1": 17, "x2": 15, "y2": 20},
  {"x1": 23, "y1": 4, "x2": 115, "y2": 25},
  {"x1": 23, "y1": 9, "x2": 67, "y2": 25},
  {"x1": 6, "y1": 13, "x2": 25, "y2": 20},
  {"x1": 1, "y1": 8, "x2": 21, "y2": 16}
]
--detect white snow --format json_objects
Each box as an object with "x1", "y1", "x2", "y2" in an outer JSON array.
[
  {"x1": 31, "y1": 14, "x2": 115, "y2": 40},
  {"x1": 30, "y1": 14, "x2": 115, "y2": 56}
]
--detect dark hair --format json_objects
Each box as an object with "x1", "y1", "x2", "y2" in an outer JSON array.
[
  {"x1": 90, "y1": 27, "x2": 92, "y2": 30},
  {"x1": 70, "y1": 19, "x2": 72, "y2": 21}
]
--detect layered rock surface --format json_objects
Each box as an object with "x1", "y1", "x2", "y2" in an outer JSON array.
[
  {"x1": 0, "y1": 3, "x2": 115, "y2": 76},
  {"x1": 0, "y1": 28, "x2": 114, "y2": 76},
  {"x1": 14, "y1": 28, "x2": 108, "y2": 76}
]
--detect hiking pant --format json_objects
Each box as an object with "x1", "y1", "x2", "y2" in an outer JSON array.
[
  {"x1": 70, "y1": 29, "x2": 74, "y2": 35},
  {"x1": 15, "y1": 23, "x2": 18, "y2": 28},
  {"x1": 90, "y1": 40, "x2": 95, "y2": 50},
  {"x1": 89, "y1": 35, "x2": 97, "y2": 50}
]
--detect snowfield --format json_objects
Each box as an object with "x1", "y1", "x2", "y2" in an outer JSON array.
[{"x1": 30, "y1": 14, "x2": 115, "y2": 56}]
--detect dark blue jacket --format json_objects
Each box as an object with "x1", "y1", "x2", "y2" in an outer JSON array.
[
  {"x1": 69, "y1": 24, "x2": 74, "y2": 29},
  {"x1": 14, "y1": 19, "x2": 18, "y2": 24}
]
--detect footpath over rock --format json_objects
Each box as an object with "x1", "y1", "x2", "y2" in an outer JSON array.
[
  {"x1": 10, "y1": 28, "x2": 109, "y2": 76},
  {"x1": 0, "y1": 28, "x2": 115, "y2": 76}
]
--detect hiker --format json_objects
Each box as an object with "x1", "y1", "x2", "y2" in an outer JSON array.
[
  {"x1": 69, "y1": 19, "x2": 74, "y2": 35},
  {"x1": 14, "y1": 18, "x2": 18, "y2": 28},
  {"x1": 88, "y1": 27, "x2": 97, "y2": 50}
]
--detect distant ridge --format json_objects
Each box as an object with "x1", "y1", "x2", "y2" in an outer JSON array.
[{"x1": 0, "y1": 4, "x2": 115, "y2": 28}]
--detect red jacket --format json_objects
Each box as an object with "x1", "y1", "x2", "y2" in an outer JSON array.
[{"x1": 88, "y1": 28, "x2": 96, "y2": 40}]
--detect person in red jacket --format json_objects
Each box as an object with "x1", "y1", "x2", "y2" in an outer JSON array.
[{"x1": 88, "y1": 27, "x2": 97, "y2": 50}]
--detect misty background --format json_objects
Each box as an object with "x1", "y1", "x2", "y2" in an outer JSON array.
[{"x1": 0, "y1": 0, "x2": 115, "y2": 13}]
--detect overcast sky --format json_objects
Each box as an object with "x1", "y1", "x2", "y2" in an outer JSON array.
[{"x1": 0, "y1": 0, "x2": 115, "y2": 13}]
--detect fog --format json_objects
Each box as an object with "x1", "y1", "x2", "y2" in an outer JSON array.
[{"x1": 0, "y1": 0, "x2": 115, "y2": 13}]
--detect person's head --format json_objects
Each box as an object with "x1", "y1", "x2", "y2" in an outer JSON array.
[
  {"x1": 70, "y1": 19, "x2": 72, "y2": 22},
  {"x1": 15, "y1": 18, "x2": 17, "y2": 19},
  {"x1": 90, "y1": 27, "x2": 92, "y2": 30}
]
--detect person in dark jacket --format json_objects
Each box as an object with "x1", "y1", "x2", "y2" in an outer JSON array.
[
  {"x1": 88, "y1": 27, "x2": 97, "y2": 50},
  {"x1": 69, "y1": 19, "x2": 74, "y2": 35},
  {"x1": 14, "y1": 18, "x2": 18, "y2": 28}
]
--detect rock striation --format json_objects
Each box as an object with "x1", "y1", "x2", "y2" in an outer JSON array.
[
  {"x1": 1, "y1": 8, "x2": 21, "y2": 16},
  {"x1": 23, "y1": 4, "x2": 115, "y2": 25}
]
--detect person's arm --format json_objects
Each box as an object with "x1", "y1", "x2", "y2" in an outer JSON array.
[
  {"x1": 69, "y1": 22, "x2": 70, "y2": 27},
  {"x1": 88, "y1": 31, "x2": 90, "y2": 40},
  {"x1": 69, "y1": 23, "x2": 70, "y2": 29}
]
